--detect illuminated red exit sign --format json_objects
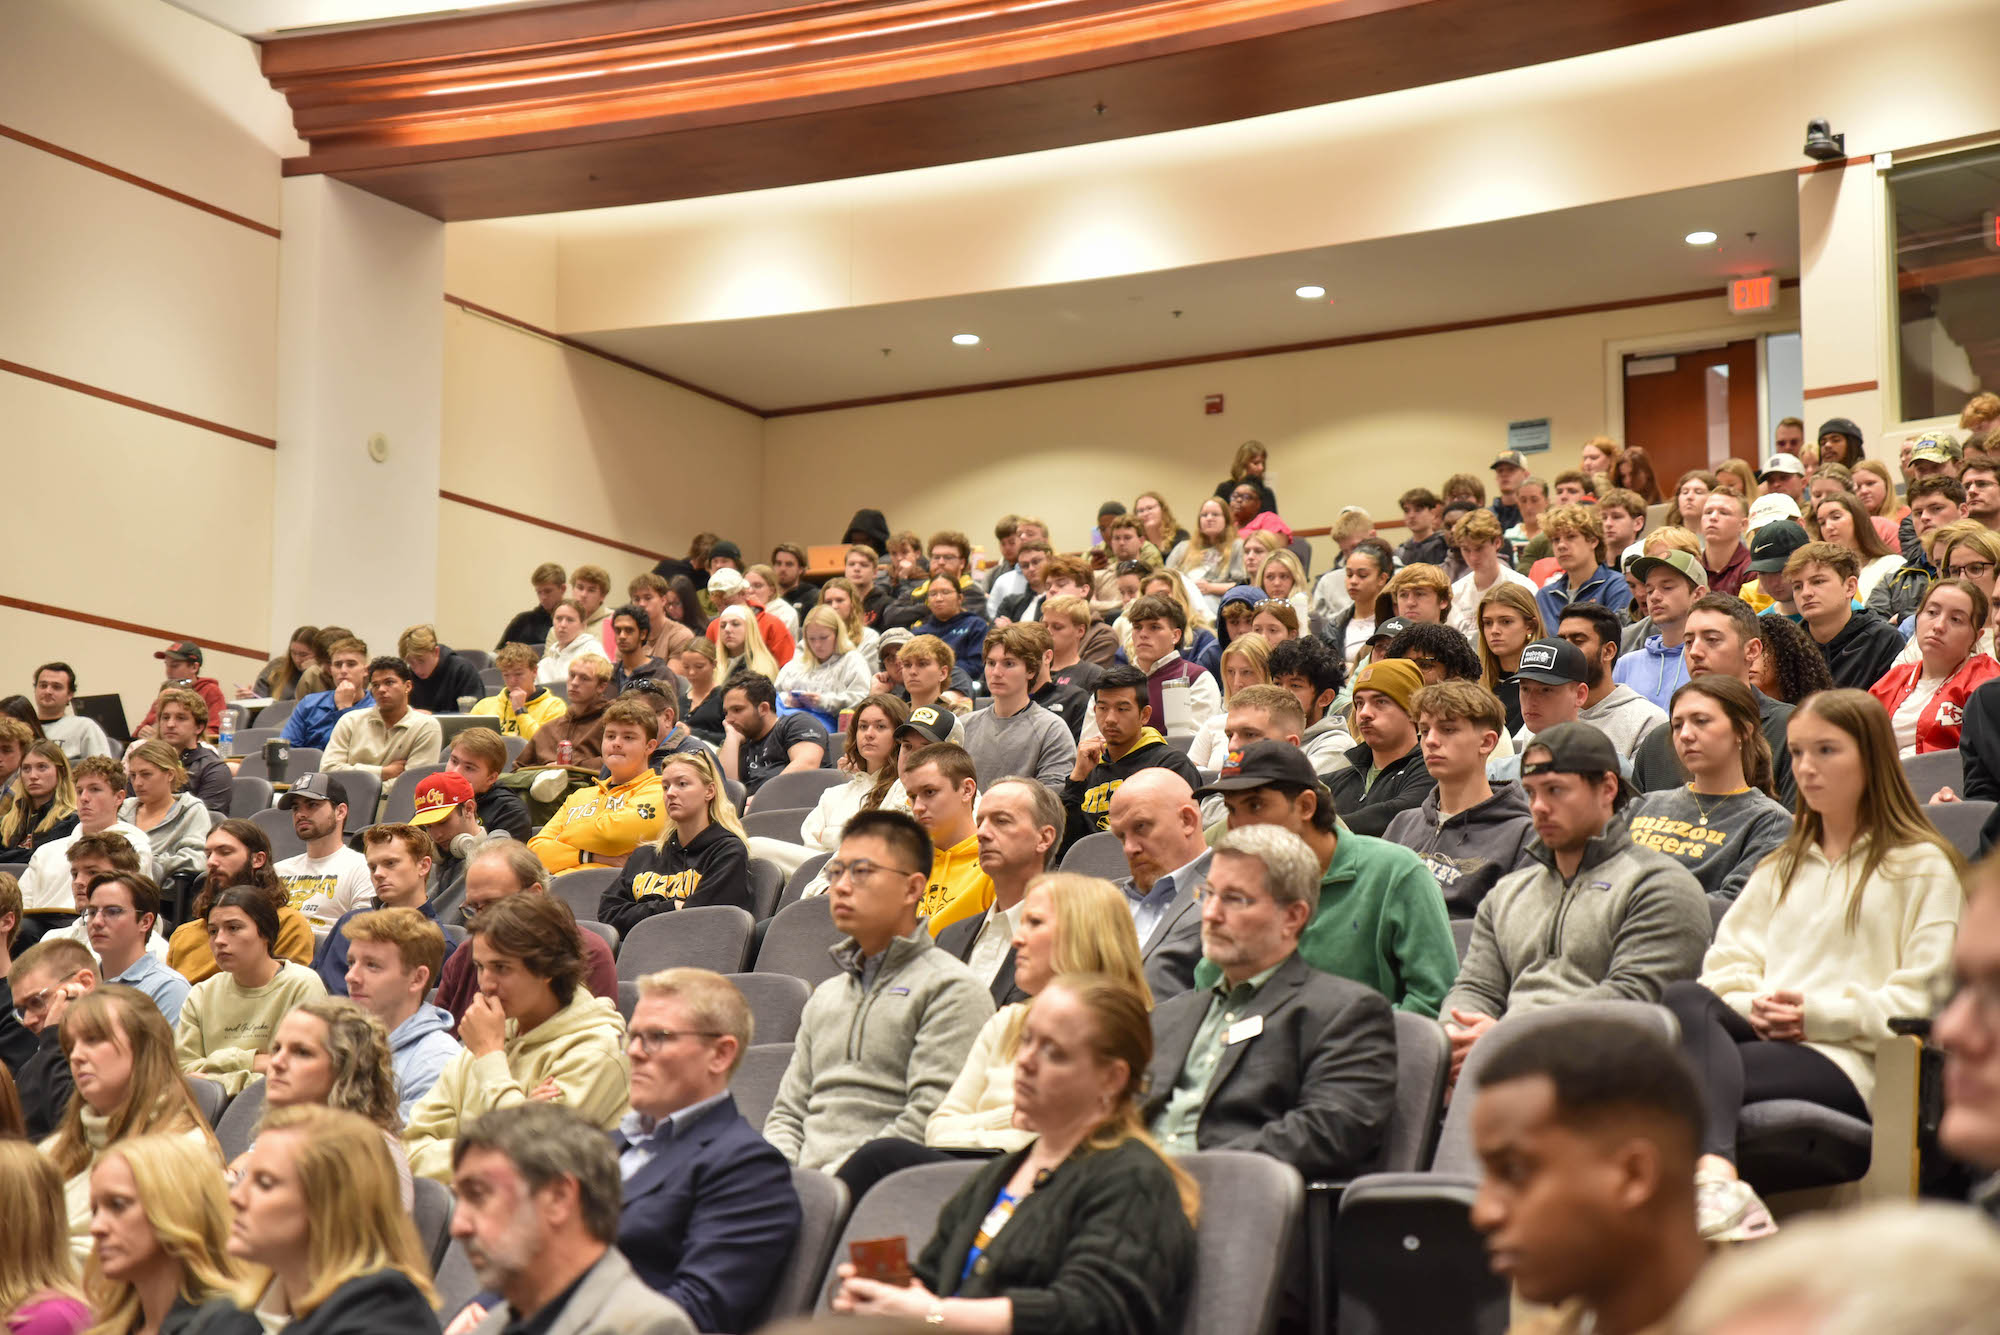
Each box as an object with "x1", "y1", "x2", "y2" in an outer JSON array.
[{"x1": 1729, "y1": 275, "x2": 1777, "y2": 314}]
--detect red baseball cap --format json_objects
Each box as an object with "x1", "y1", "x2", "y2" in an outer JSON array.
[{"x1": 410, "y1": 771, "x2": 475, "y2": 825}]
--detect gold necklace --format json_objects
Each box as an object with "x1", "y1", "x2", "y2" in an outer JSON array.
[{"x1": 1688, "y1": 783, "x2": 1750, "y2": 825}]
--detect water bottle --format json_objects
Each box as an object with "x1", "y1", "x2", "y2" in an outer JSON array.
[{"x1": 218, "y1": 707, "x2": 238, "y2": 754}]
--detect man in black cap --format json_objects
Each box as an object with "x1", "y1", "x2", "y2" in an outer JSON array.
[
  {"x1": 1815, "y1": 416, "x2": 1863, "y2": 469},
  {"x1": 1199, "y1": 740, "x2": 1458, "y2": 1018},
  {"x1": 1441, "y1": 721, "x2": 1709, "y2": 1083},
  {"x1": 1488, "y1": 638, "x2": 1592, "y2": 782},
  {"x1": 1747, "y1": 518, "x2": 1810, "y2": 619},
  {"x1": 893, "y1": 701, "x2": 964, "y2": 770}
]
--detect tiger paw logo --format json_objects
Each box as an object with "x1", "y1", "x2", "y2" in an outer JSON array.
[{"x1": 637, "y1": 803, "x2": 658, "y2": 821}]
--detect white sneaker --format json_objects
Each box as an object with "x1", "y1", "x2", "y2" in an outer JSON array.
[{"x1": 1696, "y1": 1173, "x2": 1779, "y2": 1242}]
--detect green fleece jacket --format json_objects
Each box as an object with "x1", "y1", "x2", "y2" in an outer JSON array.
[
  {"x1": 1194, "y1": 826, "x2": 1458, "y2": 1018},
  {"x1": 403, "y1": 990, "x2": 629, "y2": 1181}
]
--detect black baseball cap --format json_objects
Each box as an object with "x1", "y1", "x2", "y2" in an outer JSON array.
[
  {"x1": 277, "y1": 771, "x2": 350, "y2": 810},
  {"x1": 1513, "y1": 638, "x2": 1588, "y2": 685},
  {"x1": 894, "y1": 704, "x2": 960, "y2": 746},
  {"x1": 154, "y1": 640, "x2": 203, "y2": 665},
  {"x1": 1520, "y1": 721, "x2": 1631, "y2": 798},
  {"x1": 1749, "y1": 519, "x2": 1810, "y2": 574},
  {"x1": 1194, "y1": 739, "x2": 1326, "y2": 798},
  {"x1": 1369, "y1": 615, "x2": 1413, "y2": 645}
]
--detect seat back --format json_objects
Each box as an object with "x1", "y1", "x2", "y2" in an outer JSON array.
[
  {"x1": 1288, "y1": 537, "x2": 1315, "y2": 579},
  {"x1": 1334, "y1": 1175, "x2": 1506, "y2": 1335},
  {"x1": 741, "y1": 807, "x2": 815, "y2": 843},
  {"x1": 731, "y1": 1042, "x2": 796, "y2": 1129},
  {"x1": 616, "y1": 904, "x2": 755, "y2": 980},
  {"x1": 214, "y1": 1078, "x2": 268, "y2": 1162},
  {"x1": 722, "y1": 776, "x2": 747, "y2": 812},
  {"x1": 749, "y1": 769, "x2": 847, "y2": 813},
  {"x1": 577, "y1": 918, "x2": 619, "y2": 955},
  {"x1": 1380, "y1": 1012, "x2": 1450, "y2": 1173},
  {"x1": 438, "y1": 714, "x2": 503, "y2": 746},
  {"x1": 616, "y1": 980, "x2": 639, "y2": 1022},
  {"x1": 754, "y1": 1169, "x2": 851, "y2": 1326},
  {"x1": 1450, "y1": 918, "x2": 1475, "y2": 962},
  {"x1": 502, "y1": 735, "x2": 527, "y2": 766},
  {"x1": 411, "y1": 1175, "x2": 457, "y2": 1271},
  {"x1": 187, "y1": 1076, "x2": 228, "y2": 1129},
  {"x1": 778, "y1": 852, "x2": 831, "y2": 913},
  {"x1": 1432, "y1": 1000, "x2": 1677, "y2": 1176},
  {"x1": 248, "y1": 807, "x2": 307, "y2": 862},
  {"x1": 816, "y1": 1160, "x2": 985, "y2": 1311},
  {"x1": 230, "y1": 774, "x2": 275, "y2": 818},
  {"x1": 1059, "y1": 830, "x2": 1129, "y2": 879},
  {"x1": 237, "y1": 747, "x2": 320, "y2": 783},
  {"x1": 1901, "y1": 748, "x2": 1963, "y2": 801},
  {"x1": 255, "y1": 698, "x2": 299, "y2": 731},
  {"x1": 457, "y1": 648, "x2": 494, "y2": 671},
  {"x1": 433, "y1": 1240, "x2": 482, "y2": 1319},
  {"x1": 726, "y1": 971, "x2": 812, "y2": 1043},
  {"x1": 228, "y1": 726, "x2": 280, "y2": 757},
  {"x1": 552, "y1": 867, "x2": 619, "y2": 924},
  {"x1": 1926, "y1": 798, "x2": 1994, "y2": 860},
  {"x1": 381, "y1": 763, "x2": 448, "y2": 824},
  {"x1": 753, "y1": 896, "x2": 846, "y2": 987},
  {"x1": 748, "y1": 857, "x2": 785, "y2": 921},
  {"x1": 328, "y1": 771, "x2": 383, "y2": 828},
  {"x1": 1181, "y1": 1151, "x2": 1305, "y2": 1335}
]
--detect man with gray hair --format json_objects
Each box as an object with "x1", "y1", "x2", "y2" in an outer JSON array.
[
  {"x1": 431, "y1": 835, "x2": 619, "y2": 1028},
  {"x1": 935, "y1": 777, "x2": 1063, "y2": 1005},
  {"x1": 1141, "y1": 822, "x2": 1399, "y2": 1180},
  {"x1": 452, "y1": 1103, "x2": 695, "y2": 1335},
  {"x1": 612, "y1": 968, "x2": 801, "y2": 1334}
]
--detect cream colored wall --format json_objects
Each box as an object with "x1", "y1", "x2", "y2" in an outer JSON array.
[
  {"x1": 0, "y1": 0, "x2": 294, "y2": 720},
  {"x1": 433, "y1": 224, "x2": 767, "y2": 651},
  {"x1": 762, "y1": 291, "x2": 1801, "y2": 566}
]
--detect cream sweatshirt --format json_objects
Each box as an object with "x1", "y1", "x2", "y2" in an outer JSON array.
[
  {"x1": 926, "y1": 1003, "x2": 1034, "y2": 1152},
  {"x1": 1700, "y1": 837, "x2": 1962, "y2": 1104},
  {"x1": 174, "y1": 960, "x2": 327, "y2": 1095}
]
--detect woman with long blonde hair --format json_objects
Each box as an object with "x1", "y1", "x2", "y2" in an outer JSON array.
[
  {"x1": 1189, "y1": 637, "x2": 1272, "y2": 767},
  {"x1": 1663, "y1": 689, "x2": 1964, "y2": 1242},
  {"x1": 1241, "y1": 529, "x2": 1287, "y2": 589},
  {"x1": 774, "y1": 605, "x2": 871, "y2": 731},
  {"x1": 815, "y1": 576, "x2": 881, "y2": 666},
  {"x1": 0, "y1": 1140, "x2": 88, "y2": 1334},
  {"x1": 225, "y1": 1106, "x2": 438, "y2": 1333},
  {"x1": 1, "y1": 740, "x2": 78, "y2": 867},
  {"x1": 1132, "y1": 492, "x2": 1186, "y2": 555},
  {"x1": 834, "y1": 973, "x2": 1197, "y2": 1330},
  {"x1": 714, "y1": 605, "x2": 779, "y2": 682},
  {"x1": 598, "y1": 751, "x2": 751, "y2": 932},
  {"x1": 47, "y1": 987, "x2": 220, "y2": 1258},
  {"x1": 1256, "y1": 547, "x2": 1310, "y2": 622},
  {"x1": 1475, "y1": 582, "x2": 1542, "y2": 736},
  {"x1": 117, "y1": 742, "x2": 211, "y2": 892},
  {"x1": 1850, "y1": 459, "x2": 1907, "y2": 531},
  {"x1": 83, "y1": 1133, "x2": 257, "y2": 1335},
  {"x1": 1170, "y1": 498, "x2": 1245, "y2": 612}
]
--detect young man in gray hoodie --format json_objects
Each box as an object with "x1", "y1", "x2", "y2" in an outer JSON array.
[
  {"x1": 1385, "y1": 681, "x2": 1533, "y2": 919},
  {"x1": 1557, "y1": 603, "x2": 1667, "y2": 762},
  {"x1": 1443, "y1": 722, "x2": 1709, "y2": 1085},
  {"x1": 764, "y1": 809, "x2": 994, "y2": 1172}
]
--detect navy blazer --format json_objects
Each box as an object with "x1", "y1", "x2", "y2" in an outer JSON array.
[{"x1": 611, "y1": 1094, "x2": 803, "y2": 1335}]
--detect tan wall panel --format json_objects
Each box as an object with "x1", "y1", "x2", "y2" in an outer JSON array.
[
  {"x1": 0, "y1": 140, "x2": 279, "y2": 438},
  {"x1": 443, "y1": 219, "x2": 562, "y2": 329},
  {"x1": 762, "y1": 294, "x2": 1798, "y2": 554},
  {"x1": 441, "y1": 305, "x2": 764, "y2": 557},
  {"x1": 0, "y1": 607, "x2": 268, "y2": 740},
  {"x1": 0, "y1": 0, "x2": 297, "y2": 229},
  {"x1": 0, "y1": 373, "x2": 274, "y2": 654}
]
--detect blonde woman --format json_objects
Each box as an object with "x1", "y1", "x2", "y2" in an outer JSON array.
[
  {"x1": 598, "y1": 752, "x2": 751, "y2": 931},
  {"x1": 759, "y1": 695, "x2": 910, "y2": 883},
  {"x1": 1241, "y1": 529, "x2": 1288, "y2": 590},
  {"x1": 775, "y1": 606, "x2": 871, "y2": 731},
  {"x1": 1850, "y1": 459, "x2": 1908, "y2": 534},
  {"x1": 1132, "y1": 492, "x2": 1187, "y2": 554},
  {"x1": 1, "y1": 1140, "x2": 88, "y2": 1335},
  {"x1": 1170, "y1": 498, "x2": 1246, "y2": 613},
  {"x1": 47, "y1": 986, "x2": 222, "y2": 1258},
  {"x1": 226, "y1": 1106, "x2": 439, "y2": 1334},
  {"x1": 816, "y1": 576, "x2": 881, "y2": 667},
  {"x1": 117, "y1": 742, "x2": 211, "y2": 890},
  {"x1": 677, "y1": 640, "x2": 725, "y2": 746},
  {"x1": 1189, "y1": 638, "x2": 1270, "y2": 768},
  {"x1": 535, "y1": 599, "x2": 598, "y2": 686},
  {"x1": 83, "y1": 1133, "x2": 260, "y2": 1335},
  {"x1": 743, "y1": 564, "x2": 800, "y2": 639},
  {"x1": 1256, "y1": 547, "x2": 1310, "y2": 623},
  {"x1": 714, "y1": 605, "x2": 780, "y2": 682},
  {"x1": 1, "y1": 741, "x2": 78, "y2": 868}
]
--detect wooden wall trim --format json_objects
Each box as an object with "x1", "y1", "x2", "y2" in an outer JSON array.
[
  {"x1": 1802, "y1": 379, "x2": 1878, "y2": 399},
  {"x1": 439, "y1": 489, "x2": 671, "y2": 562},
  {"x1": 0, "y1": 594, "x2": 267, "y2": 662},
  {"x1": 764, "y1": 281, "x2": 1798, "y2": 417},
  {"x1": 1796, "y1": 154, "x2": 1875, "y2": 176},
  {"x1": 445, "y1": 294, "x2": 761, "y2": 417},
  {"x1": 0, "y1": 358, "x2": 279, "y2": 449},
  {"x1": 0, "y1": 122, "x2": 281, "y2": 239}
]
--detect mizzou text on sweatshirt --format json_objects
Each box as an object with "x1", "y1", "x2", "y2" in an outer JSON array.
[
  {"x1": 597, "y1": 822, "x2": 753, "y2": 935},
  {"x1": 1623, "y1": 786, "x2": 1792, "y2": 900},
  {"x1": 1060, "y1": 728, "x2": 1203, "y2": 850}
]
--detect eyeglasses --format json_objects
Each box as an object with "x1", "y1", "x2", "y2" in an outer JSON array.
[
  {"x1": 1194, "y1": 882, "x2": 1265, "y2": 914},
  {"x1": 1947, "y1": 562, "x2": 1996, "y2": 579},
  {"x1": 822, "y1": 859, "x2": 923, "y2": 887},
  {"x1": 629, "y1": 1028, "x2": 722, "y2": 1056},
  {"x1": 14, "y1": 967, "x2": 85, "y2": 1023},
  {"x1": 83, "y1": 905, "x2": 131, "y2": 922}
]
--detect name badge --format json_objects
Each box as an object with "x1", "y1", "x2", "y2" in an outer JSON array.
[{"x1": 1225, "y1": 1014, "x2": 1264, "y2": 1045}]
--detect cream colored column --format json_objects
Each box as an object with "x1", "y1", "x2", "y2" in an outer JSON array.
[
  {"x1": 272, "y1": 176, "x2": 445, "y2": 651},
  {"x1": 1795, "y1": 160, "x2": 1890, "y2": 455}
]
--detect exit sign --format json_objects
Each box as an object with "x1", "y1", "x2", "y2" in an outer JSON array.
[{"x1": 1730, "y1": 275, "x2": 1777, "y2": 314}]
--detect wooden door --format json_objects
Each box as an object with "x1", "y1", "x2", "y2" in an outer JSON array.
[{"x1": 1622, "y1": 339, "x2": 1761, "y2": 484}]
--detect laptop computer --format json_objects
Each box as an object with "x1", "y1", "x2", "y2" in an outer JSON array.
[{"x1": 72, "y1": 693, "x2": 131, "y2": 749}]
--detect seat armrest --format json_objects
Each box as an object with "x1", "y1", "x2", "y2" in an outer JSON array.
[{"x1": 1860, "y1": 1033, "x2": 1925, "y2": 1199}]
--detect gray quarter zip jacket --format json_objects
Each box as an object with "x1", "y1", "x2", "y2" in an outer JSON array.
[
  {"x1": 1441, "y1": 818, "x2": 1710, "y2": 1021},
  {"x1": 763, "y1": 921, "x2": 995, "y2": 1172}
]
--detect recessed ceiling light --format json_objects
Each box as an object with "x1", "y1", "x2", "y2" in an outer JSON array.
[
  {"x1": 1684, "y1": 230, "x2": 1719, "y2": 246},
  {"x1": 1294, "y1": 285, "x2": 1327, "y2": 299},
  {"x1": 951, "y1": 333, "x2": 980, "y2": 346}
]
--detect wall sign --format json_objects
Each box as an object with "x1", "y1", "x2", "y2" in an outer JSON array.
[{"x1": 1507, "y1": 418, "x2": 1552, "y2": 454}]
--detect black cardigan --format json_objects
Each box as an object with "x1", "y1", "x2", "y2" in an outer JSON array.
[
  {"x1": 280, "y1": 1270, "x2": 441, "y2": 1335},
  {"x1": 916, "y1": 1137, "x2": 1195, "y2": 1335}
]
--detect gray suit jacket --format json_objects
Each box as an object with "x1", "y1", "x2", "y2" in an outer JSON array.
[
  {"x1": 470, "y1": 1248, "x2": 694, "y2": 1335},
  {"x1": 1141, "y1": 950, "x2": 1397, "y2": 1181},
  {"x1": 1117, "y1": 849, "x2": 1209, "y2": 1002}
]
